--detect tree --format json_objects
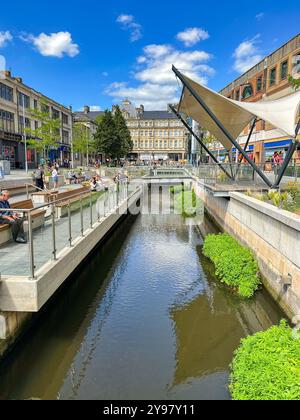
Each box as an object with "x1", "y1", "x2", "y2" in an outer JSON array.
[
  {"x1": 26, "y1": 99, "x2": 61, "y2": 158},
  {"x1": 73, "y1": 123, "x2": 96, "y2": 165},
  {"x1": 94, "y1": 110, "x2": 118, "y2": 159},
  {"x1": 94, "y1": 107, "x2": 133, "y2": 161},
  {"x1": 288, "y1": 75, "x2": 300, "y2": 91},
  {"x1": 113, "y1": 106, "x2": 133, "y2": 157}
]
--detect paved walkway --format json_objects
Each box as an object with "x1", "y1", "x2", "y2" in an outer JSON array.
[{"x1": 0, "y1": 191, "x2": 123, "y2": 277}]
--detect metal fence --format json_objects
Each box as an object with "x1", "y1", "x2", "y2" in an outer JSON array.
[{"x1": 0, "y1": 181, "x2": 137, "y2": 279}]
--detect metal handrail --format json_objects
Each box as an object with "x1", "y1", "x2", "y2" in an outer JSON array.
[{"x1": 0, "y1": 184, "x2": 139, "y2": 280}]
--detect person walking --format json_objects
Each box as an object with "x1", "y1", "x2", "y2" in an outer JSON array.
[
  {"x1": 34, "y1": 165, "x2": 44, "y2": 191},
  {"x1": 51, "y1": 166, "x2": 59, "y2": 190}
]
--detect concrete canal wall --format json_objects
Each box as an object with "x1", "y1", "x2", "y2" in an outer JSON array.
[
  {"x1": 0, "y1": 188, "x2": 142, "y2": 359},
  {"x1": 195, "y1": 181, "x2": 300, "y2": 319}
]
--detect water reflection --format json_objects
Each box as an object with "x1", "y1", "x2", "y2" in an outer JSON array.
[{"x1": 0, "y1": 190, "x2": 284, "y2": 400}]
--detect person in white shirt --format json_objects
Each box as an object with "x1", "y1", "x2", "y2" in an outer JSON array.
[{"x1": 51, "y1": 166, "x2": 59, "y2": 190}]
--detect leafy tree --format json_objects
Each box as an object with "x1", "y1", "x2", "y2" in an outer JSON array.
[
  {"x1": 94, "y1": 110, "x2": 118, "y2": 159},
  {"x1": 94, "y1": 107, "x2": 133, "y2": 161},
  {"x1": 288, "y1": 75, "x2": 300, "y2": 90},
  {"x1": 26, "y1": 99, "x2": 61, "y2": 158},
  {"x1": 73, "y1": 123, "x2": 96, "y2": 164},
  {"x1": 113, "y1": 105, "x2": 133, "y2": 157}
]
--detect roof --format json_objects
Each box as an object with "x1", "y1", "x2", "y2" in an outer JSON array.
[
  {"x1": 140, "y1": 111, "x2": 176, "y2": 120},
  {"x1": 178, "y1": 73, "x2": 300, "y2": 150},
  {"x1": 74, "y1": 111, "x2": 104, "y2": 122}
]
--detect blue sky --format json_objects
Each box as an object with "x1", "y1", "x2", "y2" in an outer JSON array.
[{"x1": 0, "y1": 0, "x2": 300, "y2": 111}]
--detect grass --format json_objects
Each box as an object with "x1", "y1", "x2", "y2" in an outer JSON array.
[{"x1": 230, "y1": 320, "x2": 300, "y2": 400}]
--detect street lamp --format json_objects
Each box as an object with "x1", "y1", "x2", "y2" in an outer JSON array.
[{"x1": 21, "y1": 94, "x2": 28, "y2": 173}]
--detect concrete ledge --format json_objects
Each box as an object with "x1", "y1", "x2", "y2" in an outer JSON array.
[
  {"x1": 0, "y1": 188, "x2": 142, "y2": 313},
  {"x1": 230, "y1": 192, "x2": 300, "y2": 231}
]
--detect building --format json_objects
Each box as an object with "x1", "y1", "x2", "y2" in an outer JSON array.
[
  {"x1": 119, "y1": 100, "x2": 188, "y2": 163},
  {"x1": 0, "y1": 70, "x2": 72, "y2": 169},
  {"x1": 219, "y1": 33, "x2": 300, "y2": 163},
  {"x1": 73, "y1": 105, "x2": 104, "y2": 164}
]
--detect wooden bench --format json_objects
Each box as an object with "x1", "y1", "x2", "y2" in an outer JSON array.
[
  {"x1": 0, "y1": 199, "x2": 46, "y2": 245},
  {"x1": 54, "y1": 187, "x2": 90, "y2": 218}
]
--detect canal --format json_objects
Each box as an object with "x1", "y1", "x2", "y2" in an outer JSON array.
[{"x1": 0, "y1": 190, "x2": 284, "y2": 400}]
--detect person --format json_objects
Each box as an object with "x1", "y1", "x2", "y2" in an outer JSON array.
[
  {"x1": 0, "y1": 191, "x2": 27, "y2": 244},
  {"x1": 51, "y1": 166, "x2": 59, "y2": 190},
  {"x1": 34, "y1": 165, "x2": 44, "y2": 191}
]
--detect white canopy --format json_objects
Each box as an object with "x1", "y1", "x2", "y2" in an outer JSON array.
[{"x1": 178, "y1": 74, "x2": 300, "y2": 150}]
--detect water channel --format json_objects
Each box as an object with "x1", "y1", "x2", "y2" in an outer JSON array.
[{"x1": 0, "y1": 189, "x2": 284, "y2": 400}]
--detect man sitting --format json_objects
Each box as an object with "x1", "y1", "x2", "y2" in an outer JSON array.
[{"x1": 0, "y1": 190, "x2": 27, "y2": 244}]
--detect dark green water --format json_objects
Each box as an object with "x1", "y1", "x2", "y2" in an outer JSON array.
[{"x1": 0, "y1": 192, "x2": 284, "y2": 400}]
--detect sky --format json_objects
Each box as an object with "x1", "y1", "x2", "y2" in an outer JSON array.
[{"x1": 0, "y1": 0, "x2": 300, "y2": 111}]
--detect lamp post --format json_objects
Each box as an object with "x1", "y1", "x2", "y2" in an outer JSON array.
[{"x1": 21, "y1": 94, "x2": 28, "y2": 173}]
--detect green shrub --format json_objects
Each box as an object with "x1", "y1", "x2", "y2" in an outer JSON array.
[
  {"x1": 174, "y1": 190, "x2": 202, "y2": 218},
  {"x1": 203, "y1": 234, "x2": 261, "y2": 298},
  {"x1": 169, "y1": 185, "x2": 185, "y2": 195},
  {"x1": 285, "y1": 182, "x2": 300, "y2": 201},
  {"x1": 230, "y1": 320, "x2": 300, "y2": 400}
]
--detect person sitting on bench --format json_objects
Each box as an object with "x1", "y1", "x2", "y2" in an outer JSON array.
[{"x1": 0, "y1": 190, "x2": 27, "y2": 244}]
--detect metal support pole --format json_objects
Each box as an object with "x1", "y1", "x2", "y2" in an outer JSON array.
[
  {"x1": 51, "y1": 204, "x2": 57, "y2": 260},
  {"x1": 172, "y1": 66, "x2": 273, "y2": 189},
  {"x1": 68, "y1": 201, "x2": 72, "y2": 247},
  {"x1": 273, "y1": 140, "x2": 298, "y2": 188},
  {"x1": 28, "y1": 212, "x2": 35, "y2": 279},
  {"x1": 169, "y1": 104, "x2": 232, "y2": 179},
  {"x1": 80, "y1": 197, "x2": 84, "y2": 236},
  {"x1": 26, "y1": 184, "x2": 29, "y2": 199},
  {"x1": 239, "y1": 118, "x2": 257, "y2": 164},
  {"x1": 90, "y1": 192, "x2": 93, "y2": 228},
  {"x1": 235, "y1": 118, "x2": 257, "y2": 179}
]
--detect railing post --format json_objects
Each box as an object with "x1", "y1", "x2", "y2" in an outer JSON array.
[
  {"x1": 28, "y1": 211, "x2": 35, "y2": 279},
  {"x1": 80, "y1": 197, "x2": 84, "y2": 236},
  {"x1": 26, "y1": 184, "x2": 29, "y2": 199},
  {"x1": 90, "y1": 192, "x2": 93, "y2": 229},
  {"x1": 68, "y1": 201, "x2": 72, "y2": 247},
  {"x1": 51, "y1": 204, "x2": 57, "y2": 260}
]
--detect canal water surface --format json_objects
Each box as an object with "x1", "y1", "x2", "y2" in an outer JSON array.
[{"x1": 0, "y1": 191, "x2": 284, "y2": 400}]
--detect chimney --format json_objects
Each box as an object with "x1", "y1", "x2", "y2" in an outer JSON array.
[
  {"x1": 84, "y1": 105, "x2": 90, "y2": 114},
  {"x1": 14, "y1": 77, "x2": 23, "y2": 83},
  {"x1": 140, "y1": 104, "x2": 144, "y2": 113},
  {"x1": 4, "y1": 70, "x2": 11, "y2": 78}
]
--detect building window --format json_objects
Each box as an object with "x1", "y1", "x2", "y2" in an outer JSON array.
[
  {"x1": 19, "y1": 116, "x2": 31, "y2": 132},
  {"x1": 52, "y1": 108, "x2": 60, "y2": 120},
  {"x1": 41, "y1": 104, "x2": 50, "y2": 115},
  {"x1": 0, "y1": 82, "x2": 13, "y2": 102},
  {"x1": 0, "y1": 109, "x2": 15, "y2": 132},
  {"x1": 235, "y1": 90, "x2": 240, "y2": 101},
  {"x1": 62, "y1": 130, "x2": 69, "y2": 144},
  {"x1": 18, "y1": 92, "x2": 30, "y2": 108},
  {"x1": 292, "y1": 54, "x2": 300, "y2": 76},
  {"x1": 242, "y1": 85, "x2": 253, "y2": 99},
  {"x1": 269, "y1": 67, "x2": 277, "y2": 86},
  {"x1": 34, "y1": 99, "x2": 38, "y2": 110},
  {"x1": 256, "y1": 77, "x2": 263, "y2": 92},
  {"x1": 62, "y1": 113, "x2": 69, "y2": 125},
  {"x1": 281, "y1": 61, "x2": 288, "y2": 80}
]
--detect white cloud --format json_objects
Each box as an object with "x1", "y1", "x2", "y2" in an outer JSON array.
[
  {"x1": 79, "y1": 105, "x2": 102, "y2": 112},
  {"x1": 23, "y1": 32, "x2": 79, "y2": 57},
  {"x1": 106, "y1": 43, "x2": 214, "y2": 110},
  {"x1": 102, "y1": 72, "x2": 109, "y2": 77},
  {"x1": 116, "y1": 14, "x2": 142, "y2": 42},
  {"x1": 177, "y1": 27, "x2": 209, "y2": 47},
  {"x1": 233, "y1": 35, "x2": 262, "y2": 73},
  {"x1": 256, "y1": 13, "x2": 265, "y2": 21},
  {"x1": 0, "y1": 31, "x2": 13, "y2": 48}
]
